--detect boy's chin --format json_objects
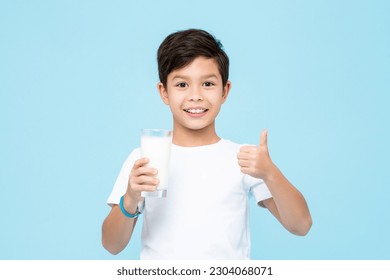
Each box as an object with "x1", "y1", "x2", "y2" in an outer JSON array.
[
  {"x1": 185, "y1": 123, "x2": 215, "y2": 132},
  {"x1": 174, "y1": 122, "x2": 210, "y2": 132}
]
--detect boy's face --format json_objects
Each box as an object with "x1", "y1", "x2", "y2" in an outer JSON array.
[{"x1": 158, "y1": 56, "x2": 231, "y2": 137}]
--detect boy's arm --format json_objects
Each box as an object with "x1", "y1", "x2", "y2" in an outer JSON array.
[
  {"x1": 102, "y1": 158, "x2": 159, "y2": 254},
  {"x1": 237, "y1": 130, "x2": 312, "y2": 236},
  {"x1": 101, "y1": 194, "x2": 139, "y2": 255},
  {"x1": 259, "y1": 168, "x2": 312, "y2": 236}
]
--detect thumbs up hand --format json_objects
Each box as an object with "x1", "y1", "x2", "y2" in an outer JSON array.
[{"x1": 237, "y1": 129, "x2": 275, "y2": 180}]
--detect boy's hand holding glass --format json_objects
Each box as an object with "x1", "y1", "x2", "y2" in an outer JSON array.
[{"x1": 127, "y1": 157, "x2": 160, "y2": 202}]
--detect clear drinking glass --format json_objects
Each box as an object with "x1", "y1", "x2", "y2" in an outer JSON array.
[{"x1": 140, "y1": 129, "x2": 172, "y2": 198}]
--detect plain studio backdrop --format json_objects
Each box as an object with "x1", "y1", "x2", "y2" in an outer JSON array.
[{"x1": 1, "y1": 0, "x2": 389, "y2": 259}]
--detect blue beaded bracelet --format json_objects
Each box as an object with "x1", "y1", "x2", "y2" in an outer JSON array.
[{"x1": 119, "y1": 195, "x2": 140, "y2": 218}]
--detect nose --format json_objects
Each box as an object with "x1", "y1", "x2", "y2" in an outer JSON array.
[
  {"x1": 189, "y1": 95, "x2": 203, "y2": 101},
  {"x1": 188, "y1": 86, "x2": 204, "y2": 101}
]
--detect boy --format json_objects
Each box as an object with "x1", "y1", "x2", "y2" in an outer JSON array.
[{"x1": 102, "y1": 29, "x2": 312, "y2": 259}]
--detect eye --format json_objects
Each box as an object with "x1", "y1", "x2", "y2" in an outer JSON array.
[
  {"x1": 203, "y1": 81, "x2": 215, "y2": 87},
  {"x1": 175, "y1": 82, "x2": 187, "y2": 88}
]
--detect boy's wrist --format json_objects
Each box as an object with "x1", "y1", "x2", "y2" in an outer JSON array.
[
  {"x1": 262, "y1": 162, "x2": 280, "y2": 184},
  {"x1": 123, "y1": 193, "x2": 140, "y2": 215}
]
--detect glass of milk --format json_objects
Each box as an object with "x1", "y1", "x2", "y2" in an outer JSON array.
[{"x1": 140, "y1": 129, "x2": 172, "y2": 198}]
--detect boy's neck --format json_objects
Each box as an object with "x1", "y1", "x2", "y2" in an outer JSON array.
[{"x1": 172, "y1": 125, "x2": 221, "y2": 147}]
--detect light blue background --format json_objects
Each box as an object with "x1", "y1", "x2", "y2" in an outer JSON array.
[{"x1": 1, "y1": 0, "x2": 389, "y2": 259}]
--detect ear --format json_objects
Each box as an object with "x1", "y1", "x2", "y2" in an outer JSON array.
[
  {"x1": 221, "y1": 80, "x2": 231, "y2": 104},
  {"x1": 157, "y1": 82, "x2": 169, "y2": 105}
]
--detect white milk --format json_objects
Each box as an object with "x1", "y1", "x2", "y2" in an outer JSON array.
[{"x1": 141, "y1": 135, "x2": 172, "y2": 190}]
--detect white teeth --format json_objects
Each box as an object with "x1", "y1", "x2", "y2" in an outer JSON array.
[{"x1": 185, "y1": 108, "x2": 207, "y2": 114}]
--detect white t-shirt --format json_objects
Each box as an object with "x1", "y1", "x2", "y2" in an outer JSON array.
[{"x1": 107, "y1": 139, "x2": 272, "y2": 259}]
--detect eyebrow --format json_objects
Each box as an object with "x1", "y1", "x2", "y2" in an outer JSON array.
[{"x1": 171, "y1": 74, "x2": 219, "y2": 80}]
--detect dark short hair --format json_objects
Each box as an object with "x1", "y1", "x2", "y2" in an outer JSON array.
[{"x1": 157, "y1": 29, "x2": 229, "y2": 87}]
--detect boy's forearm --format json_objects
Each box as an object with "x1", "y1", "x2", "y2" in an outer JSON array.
[
  {"x1": 102, "y1": 204, "x2": 137, "y2": 255},
  {"x1": 263, "y1": 164, "x2": 312, "y2": 235}
]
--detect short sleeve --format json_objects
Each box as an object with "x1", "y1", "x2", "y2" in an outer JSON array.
[
  {"x1": 244, "y1": 175, "x2": 272, "y2": 205},
  {"x1": 106, "y1": 148, "x2": 141, "y2": 206}
]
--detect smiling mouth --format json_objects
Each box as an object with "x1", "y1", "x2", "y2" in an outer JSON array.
[{"x1": 183, "y1": 108, "x2": 209, "y2": 114}]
